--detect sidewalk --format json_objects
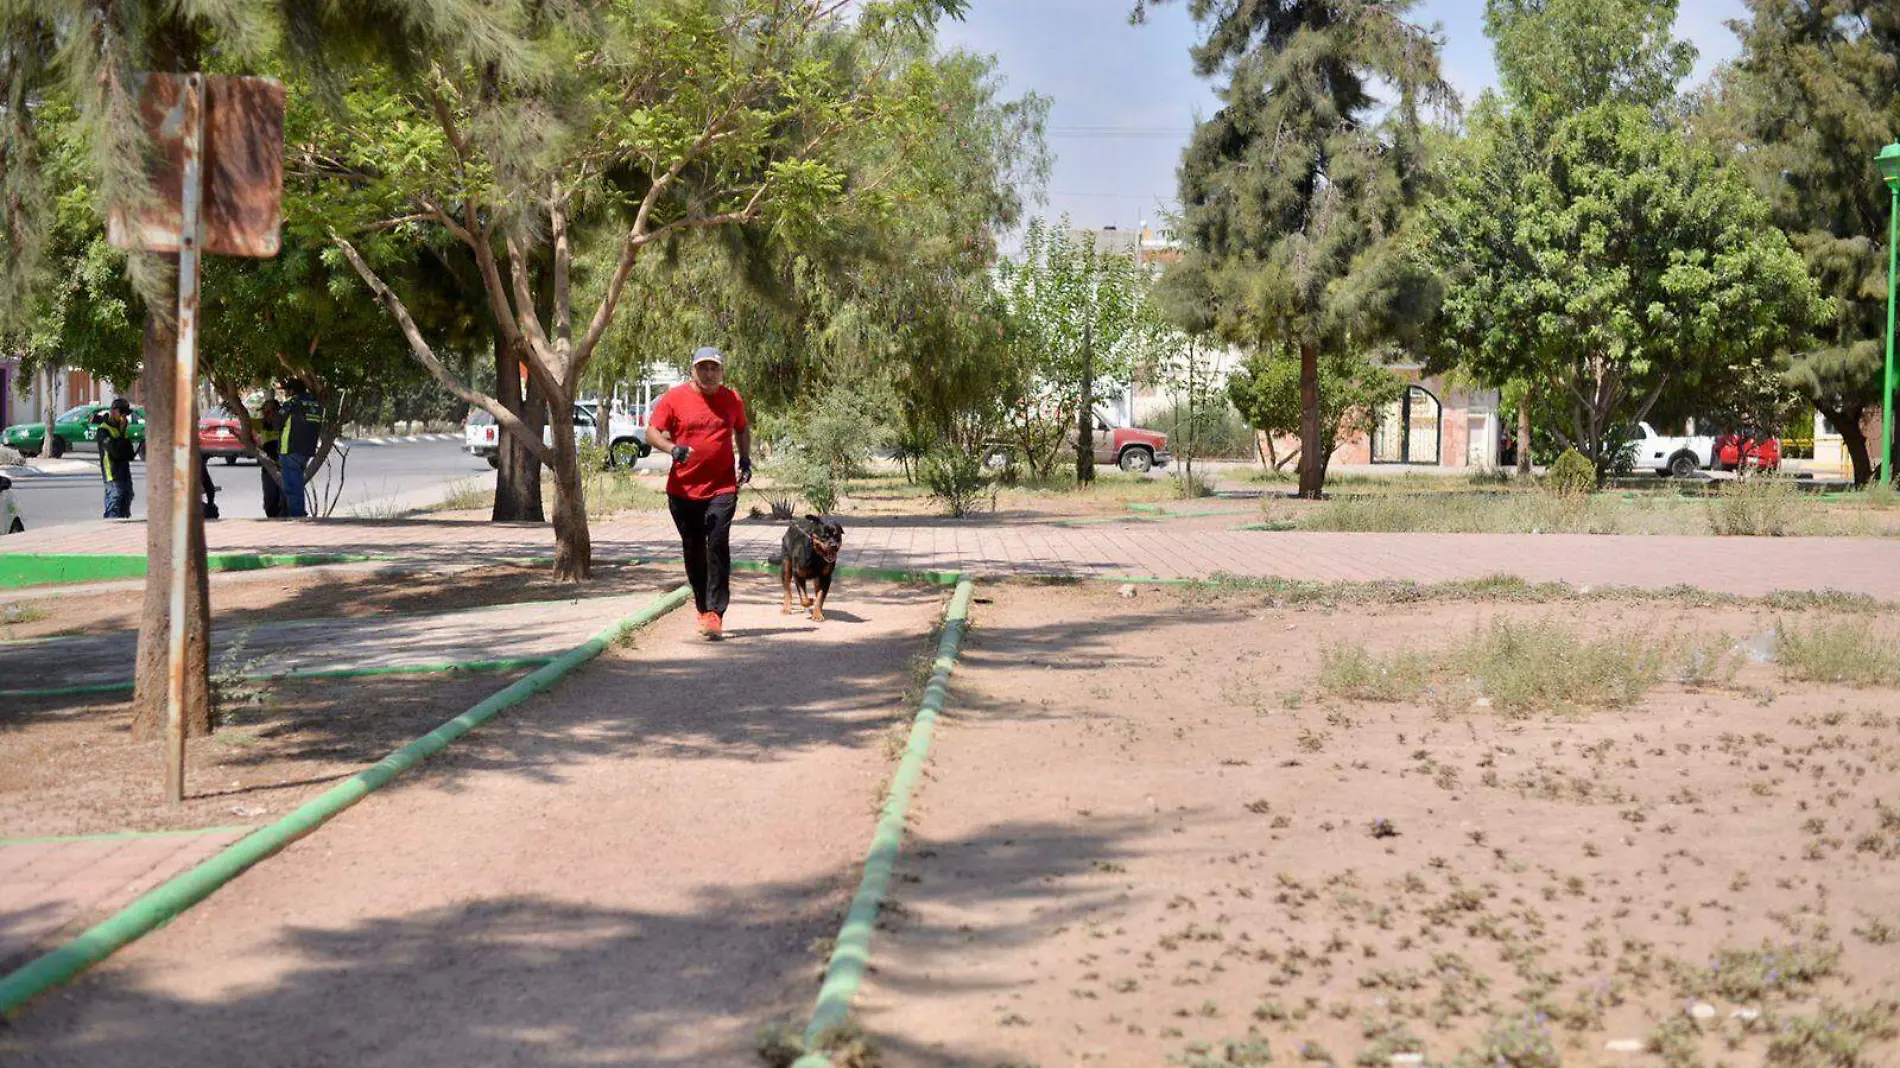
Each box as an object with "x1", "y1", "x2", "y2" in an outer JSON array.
[
  {"x1": 3, "y1": 515, "x2": 1896, "y2": 598},
  {"x1": 0, "y1": 457, "x2": 96, "y2": 478},
  {"x1": 0, "y1": 828, "x2": 251, "y2": 973},
  {"x1": 0, "y1": 588, "x2": 672, "y2": 693}
]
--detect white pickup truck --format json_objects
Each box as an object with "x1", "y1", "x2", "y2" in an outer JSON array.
[
  {"x1": 1625, "y1": 422, "x2": 1715, "y2": 478},
  {"x1": 464, "y1": 402, "x2": 649, "y2": 469}
]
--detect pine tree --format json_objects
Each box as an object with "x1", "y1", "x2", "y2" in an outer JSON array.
[
  {"x1": 1138, "y1": 0, "x2": 1450, "y2": 497},
  {"x1": 1710, "y1": 0, "x2": 1900, "y2": 485}
]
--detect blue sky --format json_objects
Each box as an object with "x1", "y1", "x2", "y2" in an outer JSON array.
[{"x1": 938, "y1": 0, "x2": 1750, "y2": 232}]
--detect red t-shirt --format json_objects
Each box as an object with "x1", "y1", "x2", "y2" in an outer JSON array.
[{"x1": 649, "y1": 383, "x2": 748, "y2": 500}]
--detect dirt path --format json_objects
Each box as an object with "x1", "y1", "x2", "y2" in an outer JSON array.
[
  {"x1": 1, "y1": 576, "x2": 947, "y2": 1067},
  {"x1": 859, "y1": 582, "x2": 1900, "y2": 1067}
]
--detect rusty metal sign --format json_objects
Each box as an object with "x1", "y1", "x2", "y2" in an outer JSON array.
[{"x1": 107, "y1": 73, "x2": 285, "y2": 258}]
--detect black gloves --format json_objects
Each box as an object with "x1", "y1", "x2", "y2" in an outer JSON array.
[
  {"x1": 738, "y1": 456, "x2": 753, "y2": 485},
  {"x1": 669, "y1": 445, "x2": 691, "y2": 464}
]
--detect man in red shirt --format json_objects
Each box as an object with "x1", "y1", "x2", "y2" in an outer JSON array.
[{"x1": 646, "y1": 347, "x2": 752, "y2": 638}]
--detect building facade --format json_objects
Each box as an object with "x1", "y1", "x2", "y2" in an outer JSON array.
[{"x1": 1259, "y1": 371, "x2": 1503, "y2": 471}]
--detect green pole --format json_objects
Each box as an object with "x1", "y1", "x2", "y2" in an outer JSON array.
[{"x1": 1886, "y1": 181, "x2": 1898, "y2": 485}]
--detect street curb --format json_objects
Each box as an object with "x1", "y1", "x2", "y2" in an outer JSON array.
[
  {"x1": 0, "y1": 552, "x2": 369, "y2": 590},
  {"x1": 0, "y1": 584, "x2": 691, "y2": 1019},
  {"x1": 793, "y1": 574, "x2": 975, "y2": 1066}
]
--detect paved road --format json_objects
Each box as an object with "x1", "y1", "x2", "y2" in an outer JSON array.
[{"x1": 4, "y1": 439, "x2": 494, "y2": 529}]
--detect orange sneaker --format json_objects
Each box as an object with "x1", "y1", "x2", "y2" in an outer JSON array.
[{"x1": 698, "y1": 611, "x2": 724, "y2": 639}]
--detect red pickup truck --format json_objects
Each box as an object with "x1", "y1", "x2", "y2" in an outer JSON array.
[{"x1": 1085, "y1": 412, "x2": 1171, "y2": 473}]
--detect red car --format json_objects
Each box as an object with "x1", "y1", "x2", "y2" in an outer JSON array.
[
  {"x1": 199, "y1": 406, "x2": 255, "y2": 464},
  {"x1": 1716, "y1": 431, "x2": 1781, "y2": 473}
]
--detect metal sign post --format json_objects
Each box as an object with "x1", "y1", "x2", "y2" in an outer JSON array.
[
  {"x1": 163, "y1": 74, "x2": 206, "y2": 805},
  {"x1": 108, "y1": 72, "x2": 285, "y2": 806}
]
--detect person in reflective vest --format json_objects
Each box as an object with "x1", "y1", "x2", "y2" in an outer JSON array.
[
  {"x1": 93, "y1": 398, "x2": 136, "y2": 519},
  {"x1": 256, "y1": 397, "x2": 284, "y2": 518},
  {"x1": 278, "y1": 379, "x2": 322, "y2": 518}
]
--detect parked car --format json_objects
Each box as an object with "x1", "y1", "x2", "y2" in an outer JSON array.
[
  {"x1": 0, "y1": 473, "x2": 23, "y2": 534},
  {"x1": 464, "y1": 403, "x2": 648, "y2": 468},
  {"x1": 2, "y1": 402, "x2": 147, "y2": 460},
  {"x1": 1086, "y1": 410, "x2": 1170, "y2": 473},
  {"x1": 1715, "y1": 430, "x2": 1781, "y2": 473},
  {"x1": 199, "y1": 407, "x2": 254, "y2": 464},
  {"x1": 1624, "y1": 421, "x2": 1715, "y2": 478}
]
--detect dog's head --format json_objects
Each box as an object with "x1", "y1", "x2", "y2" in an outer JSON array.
[{"x1": 803, "y1": 515, "x2": 844, "y2": 562}]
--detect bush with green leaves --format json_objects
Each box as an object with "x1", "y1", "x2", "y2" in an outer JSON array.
[
  {"x1": 921, "y1": 444, "x2": 994, "y2": 517},
  {"x1": 1543, "y1": 448, "x2": 1597, "y2": 497},
  {"x1": 764, "y1": 385, "x2": 889, "y2": 515}
]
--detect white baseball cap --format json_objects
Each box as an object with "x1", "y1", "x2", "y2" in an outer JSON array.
[{"x1": 692, "y1": 346, "x2": 725, "y2": 367}]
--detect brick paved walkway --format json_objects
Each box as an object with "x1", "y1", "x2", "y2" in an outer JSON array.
[
  {"x1": 4, "y1": 515, "x2": 1896, "y2": 598},
  {"x1": 0, "y1": 828, "x2": 249, "y2": 971}
]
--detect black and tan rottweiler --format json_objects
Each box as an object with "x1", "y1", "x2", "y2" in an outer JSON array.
[{"x1": 781, "y1": 515, "x2": 844, "y2": 621}]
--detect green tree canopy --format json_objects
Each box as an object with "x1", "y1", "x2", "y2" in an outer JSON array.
[
  {"x1": 321, "y1": 0, "x2": 976, "y2": 579},
  {"x1": 993, "y1": 217, "x2": 1171, "y2": 481},
  {"x1": 1416, "y1": 0, "x2": 1824, "y2": 478},
  {"x1": 1139, "y1": 0, "x2": 1450, "y2": 497},
  {"x1": 1704, "y1": 0, "x2": 1900, "y2": 484}
]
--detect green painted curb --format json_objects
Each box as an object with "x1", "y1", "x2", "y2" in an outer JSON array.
[
  {"x1": 794, "y1": 575, "x2": 976, "y2": 1066},
  {"x1": 0, "y1": 656, "x2": 559, "y2": 700},
  {"x1": 0, "y1": 826, "x2": 253, "y2": 847},
  {"x1": 0, "y1": 552, "x2": 369, "y2": 590},
  {"x1": 0, "y1": 584, "x2": 691, "y2": 1019}
]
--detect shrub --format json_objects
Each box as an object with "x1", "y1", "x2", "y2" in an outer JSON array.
[
  {"x1": 1450, "y1": 1014, "x2": 1561, "y2": 1068},
  {"x1": 1766, "y1": 1001, "x2": 1900, "y2": 1067},
  {"x1": 1708, "y1": 474, "x2": 1800, "y2": 536},
  {"x1": 1775, "y1": 623, "x2": 1900, "y2": 687},
  {"x1": 1316, "y1": 619, "x2": 1663, "y2": 714},
  {"x1": 921, "y1": 444, "x2": 994, "y2": 517},
  {"x1": 1543, "y1": 448, "x2": 1596, "y2": 497},
  {"x1": 1318, "y1": 645, "x2": 1432, "y2": 702},
  {"x1": 1155, "y1": 395, "x2": 1257, "y2": 459},
  {"x1": 1694, "y1": 941, "x2": 1840, "y2": 1002},
  {"x1": 765, "y1": 448, "x2": 838, "y2": 514}
]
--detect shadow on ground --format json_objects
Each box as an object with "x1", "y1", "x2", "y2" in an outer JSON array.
[{"x1": 0, "y1": 815, "x2": 1146, "y2": 1068}]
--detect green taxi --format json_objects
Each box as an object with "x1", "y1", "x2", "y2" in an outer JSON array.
[{"x1": 2, "y1": 402, "x2": 147, "y2": 459}]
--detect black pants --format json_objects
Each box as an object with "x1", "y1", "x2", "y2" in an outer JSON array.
[
  {"x1": 261, "y1": 449, "x2": 284, "y2": 518},
  {"x1": 668, "y1": 492, "x2": 737, "y2": 615}
]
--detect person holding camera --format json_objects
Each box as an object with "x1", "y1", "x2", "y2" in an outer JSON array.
[{"x1": 93, "y1": 398, "x2": 137, "y2": 519}]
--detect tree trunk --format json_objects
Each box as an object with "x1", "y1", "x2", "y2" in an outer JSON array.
[
  {"x1": 1517, "y1": 389, "x2": 1533, "y2": 475},
  {"x1": 492, "y1": 331, "x2": 546, "y2": 522},
  {"x1": 1821, "y1": 402, "x2": 1872, "y2": 487},
  {"x1": 132, "y1": 301, "x2": 211, "y2": 741},
  {"x1": 547, "y1": 398, "x2": 592, "y2": 581},
  {"x1": 1297, "y1": 340, "x2": 1323, "y2": 499},
  {"x1": 1076, "y1": 322, "x2": 1096, "y2": 484},
  {"x1": 597, "y1": 389, "x2": 615, "y2": 469}
]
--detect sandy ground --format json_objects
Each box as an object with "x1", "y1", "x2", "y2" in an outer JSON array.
[
  {"x1": 2, "y1": 575, "x2": 948, "y2": 1066},
  {"x1": 1, "y1": 672, "x2": 533, "y2": 838},
  {"x1": 0, "y1": 560, "x2": 680, "y2": 642},
  {"x1": 1, "y1": 565, "x2": 685, "y2": 838},
  {"x1": 859, "y1": 581, "x2": 1900, "y2": 1067}
]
